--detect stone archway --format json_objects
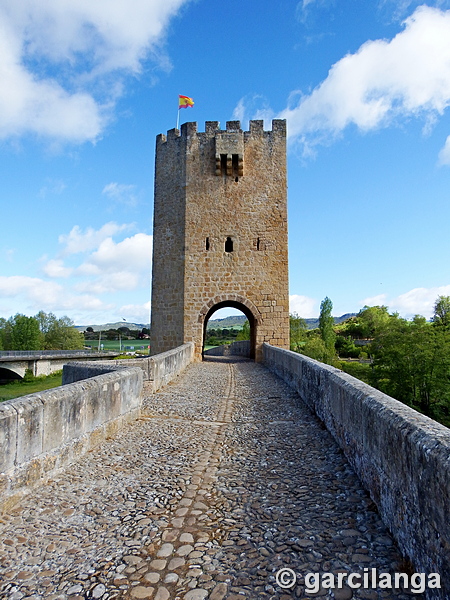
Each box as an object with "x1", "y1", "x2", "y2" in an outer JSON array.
[
  {"x1": 199, "y1": 296, "x2": 261, "y2": 360},
  {"x1": 0, "y1": 366, "x2": 22, "y2": 384}
]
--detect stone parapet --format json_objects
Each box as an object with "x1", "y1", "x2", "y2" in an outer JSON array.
[
  {"x1": 0, "y1": 343, "x2": 194, "y2": 512},
  {"x1": 62, "y1": 342, "x2": 195, "y2": 391},
  {"x1": 0, "y1": 365, "x2": 142, "y2": 512},
  {"x1": 263, "y1": 343, "x2": 450, "y2": 600}
]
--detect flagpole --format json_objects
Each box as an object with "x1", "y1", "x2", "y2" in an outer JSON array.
[{"x1": 176, "y1": 99, "x2": 180, "y2": 130}]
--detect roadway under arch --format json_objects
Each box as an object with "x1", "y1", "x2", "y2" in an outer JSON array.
[{"x1": 202, "y1": 300, "x2": 256, "y2": 359}]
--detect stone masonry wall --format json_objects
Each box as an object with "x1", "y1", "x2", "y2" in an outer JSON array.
[
  {"x1": 263, "y1": 343, "x2": 450, "y2": 600},
  {"x1": 151, "y1": 120, "x2": 290, "y2": 362},
  {"x1": 0, "y1": 343, "x2": 194, "y2": 512},
  {"x1": 0, "y1": 365, "x2": 142, "y2": 512}
]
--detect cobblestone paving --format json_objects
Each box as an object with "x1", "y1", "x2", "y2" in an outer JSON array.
[{"x1": 0, "y1": 358, "x2": 422, "y2": 600}]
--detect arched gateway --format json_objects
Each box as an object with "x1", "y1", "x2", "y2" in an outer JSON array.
[{"x1": 150, "y1": 119, "x2": 289, "y2": 362}]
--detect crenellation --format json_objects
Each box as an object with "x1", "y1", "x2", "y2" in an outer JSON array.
[
  {"x1": 150, "y1": 118, "x2": 289, "y2": 360},
  {"x1": 226, "y1": 120, "x2": 242, "y2": 131},
  {"x1": 167, "y1": 127, "x2": 181, "y2": 141}
]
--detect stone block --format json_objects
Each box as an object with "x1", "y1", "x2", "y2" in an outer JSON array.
[
  {"x1": 13, "y1": 395, "x2": 44, "y2": 464},
  {"x1": 0, "y1": 402, "x2": 18, "y2": 472}
]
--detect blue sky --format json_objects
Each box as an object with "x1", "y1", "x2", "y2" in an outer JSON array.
[{"x1": 1, "y1": 0, "x2": 450, "y2": 326}]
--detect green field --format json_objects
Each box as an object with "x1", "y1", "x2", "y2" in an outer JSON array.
[
  {"x1": 0, "y1": 371, "x2": 63, "y2": 402},
  {"x1": 84, "y1": 339, "x2": 151, "y2": 353}
]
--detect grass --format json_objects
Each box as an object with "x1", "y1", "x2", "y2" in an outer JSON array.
[
  {"x1": 84, "y1": 339, "x2": 150, "y2": 353},
  {"x1": 0, "y1": 371, "x2": 63, "y2": 402}
]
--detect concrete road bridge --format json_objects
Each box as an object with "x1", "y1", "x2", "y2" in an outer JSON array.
[
  {"x1": 0, "y1": 350, "x2": 120, "y2": 382},
  {"x1": 0, "y1": 344, "x2": 448, "y2": 600}
]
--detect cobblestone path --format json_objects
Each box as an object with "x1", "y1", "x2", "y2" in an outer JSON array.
[{"x1": 0, "y1": 358, "x2": 421, "y2": 600}]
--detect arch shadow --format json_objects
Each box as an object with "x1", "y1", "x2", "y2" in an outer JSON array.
[
  {"x1": 202, "y1": 300, "x2": 257, "y2": 360},
  {"x1": 0, "y1": 367, "x2": 22, "y2": 385}
]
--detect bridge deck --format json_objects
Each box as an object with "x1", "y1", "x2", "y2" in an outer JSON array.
[{"x1": 0, "y1": 358, "x2": 419, "y2": 599}]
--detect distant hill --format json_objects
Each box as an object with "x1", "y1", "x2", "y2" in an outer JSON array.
[
  {"x1": 206, "y1": 315, "x2": 248, "y2": 329},
  {"x1": 76, "y1": 313, "x2": 357, "y2": 333},
  {"x1": 304, "y1": 313, "x2": 356, "y2": 330},
  {"x1": 75, "y1": 322, "x2": 147, "y2": 332},
  {"x1": 207, "y1": 313, "x2": 357, "y2": 330}
]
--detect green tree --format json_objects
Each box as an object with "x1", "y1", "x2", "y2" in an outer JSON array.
[
  {"x1": 300, "y1": 334, "x2": 335, "y2": 364},
  {"x1": 371, "y1": 314, "x2": 450, "y2": 418},
  {"x1": 345, "y1": 305, "x2": 390, "y2": 339},
  {"x1": 319, "y1": 296, "x2": 336, "y2": 353},
  {"x1": 290, "y1": 313, "x2": 307, "y2": 351},
  {"x1": 0, "y1": 317, "x2": 12, "y2": 350},
  {"x1": 35, "y1": 311, "x2": 83, "y2": 350},
  {"x1": 432, "y1": 295, "x2": 450, "y2": 330},
  {"x1": 236, "y1": 320, "x2": 250, "y2": 341},
  {"x1": 335, "y1": 335, "x2": 360, "y2": 358},
  {"x1": 0, "y1": 318, "x2": 6, "y2": 350},
  {"x1": 9, "y1": 314, "x2": 43, "y2": 350}
]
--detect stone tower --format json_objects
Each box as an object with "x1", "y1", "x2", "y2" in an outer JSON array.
[{"x1": 150, "y1": 119, "x2": 289, "y2": 362}]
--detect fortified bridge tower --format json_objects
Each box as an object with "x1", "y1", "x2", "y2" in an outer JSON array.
[{"x1": 150, "y1": 119, "x2": 289, "y2": 361}]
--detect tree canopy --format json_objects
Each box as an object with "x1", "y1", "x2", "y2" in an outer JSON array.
[
  {"x1": 292, "y1": 295, "x2": 450, "y2": 427},
  {"x1": 0, "y1": 311, "x2": 83, "y2": 351}
]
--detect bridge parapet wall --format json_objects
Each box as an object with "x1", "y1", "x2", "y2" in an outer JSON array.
[
  {"x1": 0, "y1": 343, "x2": 194, "y2": 512},
  {"x1": 263, "y1": 343, "x2": 450, "y2": 599},
  {"x1": 62, "y1": 342, "x2": 194, "y2": 391},
  {"x1": 0, "y1": 365, "x2": 142, "y2": 512}
]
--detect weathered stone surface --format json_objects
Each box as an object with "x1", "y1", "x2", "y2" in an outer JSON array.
[
  {"x1": 130, "y1": 586, "x2": 154, "y2": 599},
  {"x1": 263, "y1": 343, "x2": 450, "y2": 595},
  {"x1": 150, "y1": 120, "x2": 290, "y2": 362},
  {"x1": 0, "y1": 358, "x2": 430, "y2": 600},
  {"x1": 183, "y1": 589, "x2": 208, "y2": 600}
]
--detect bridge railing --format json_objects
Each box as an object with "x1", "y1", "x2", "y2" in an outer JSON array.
[
  {"x1": 0, "y1": 349, "x2": 102, "y2": 357},
  {"x1": 263, "y1": 343, "x2": 450, "y2": 600}
]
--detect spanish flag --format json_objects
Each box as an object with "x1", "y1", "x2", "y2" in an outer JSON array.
[{"x1": 179, "y1": 95, "x2": 194, "y2": 109}]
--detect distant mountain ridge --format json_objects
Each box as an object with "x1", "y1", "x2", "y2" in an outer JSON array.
[
  {"x1": 75, "y1": 322, "x2": 147, "y2": 332},
  {"x1": 304, "y1": 313, "x2": 356, "y2": 330},
  {"x1": 206, "y1": 313, "x2": 357, "y2": 330},
  {"x1": 76, "y1": 313, "x2": 357, "y2": 332}
]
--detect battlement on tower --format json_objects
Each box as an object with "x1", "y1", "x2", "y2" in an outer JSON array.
[
  {"x1": 156, "y1": 119, "x2": 286, "y2": 179},
  {"x1": 156, "y1": 119, "x2": 286, "y2": 144}
]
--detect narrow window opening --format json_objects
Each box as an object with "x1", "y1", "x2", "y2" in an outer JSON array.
[
  {"x1": 206, "y1": 237, "x2": 210, "y2": 251},
  {"x1": 220, "y1": 154, "x2": 227, "y2": 176},
  {"x1": 232, "y1": 154, "x2": 239, "y2": 178},
  {"x1": 225, "y1": 237, "x2": 233, "y2": 253},
  {"x1": 257, "y1": 237, "x2": 260, "y2": 250}
]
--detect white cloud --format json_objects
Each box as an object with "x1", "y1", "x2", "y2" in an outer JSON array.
[
  {"x1": 438, "y1": 134, "x2": 450, "y2": 165},
  {"x1": 0, "y1": 0, "x2": 192, "y2": 142},
  {"x1": 232, "y1": 94, "x2": 275, "y2": 129},
  {"x1": 85, "y1": 233, "x2": 152, "y2": 274},
  {"x1": 0, "y1": 274, "x2": 109, "y2": 312},
  {"x1": 361, "y1": 285, "x2": 450, "y2": 318},
  {"x1": 58, "y1": 222, "x2": 132, "y2": 255},
  {"x1": 102, "y1": 182, "x2": 138, "y2": 207},
  {"x1": 42, "y1": 259, "x2": 73, "y2": 278},
  {"x1": 39, "y1": 179, "x2": 67, "y2": 198},
  {"x1": 120, "y1": 301, "x2": 151, "y2": 323},
  {"x1": 289, "y1": 294, "x2": 317, "y2": 318},
  {"x1": 360, "y1": 293, "x2": 388, "y2": 307},
  {"x1": 278, "y1": 5, "x2": 450, "y2": 158},
  {"x1": 0, "y1": 223, "x2": 153, "y2": 322},
  {"x1": 75, "y1": 271, "x2": 141, "y2": 294}
]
